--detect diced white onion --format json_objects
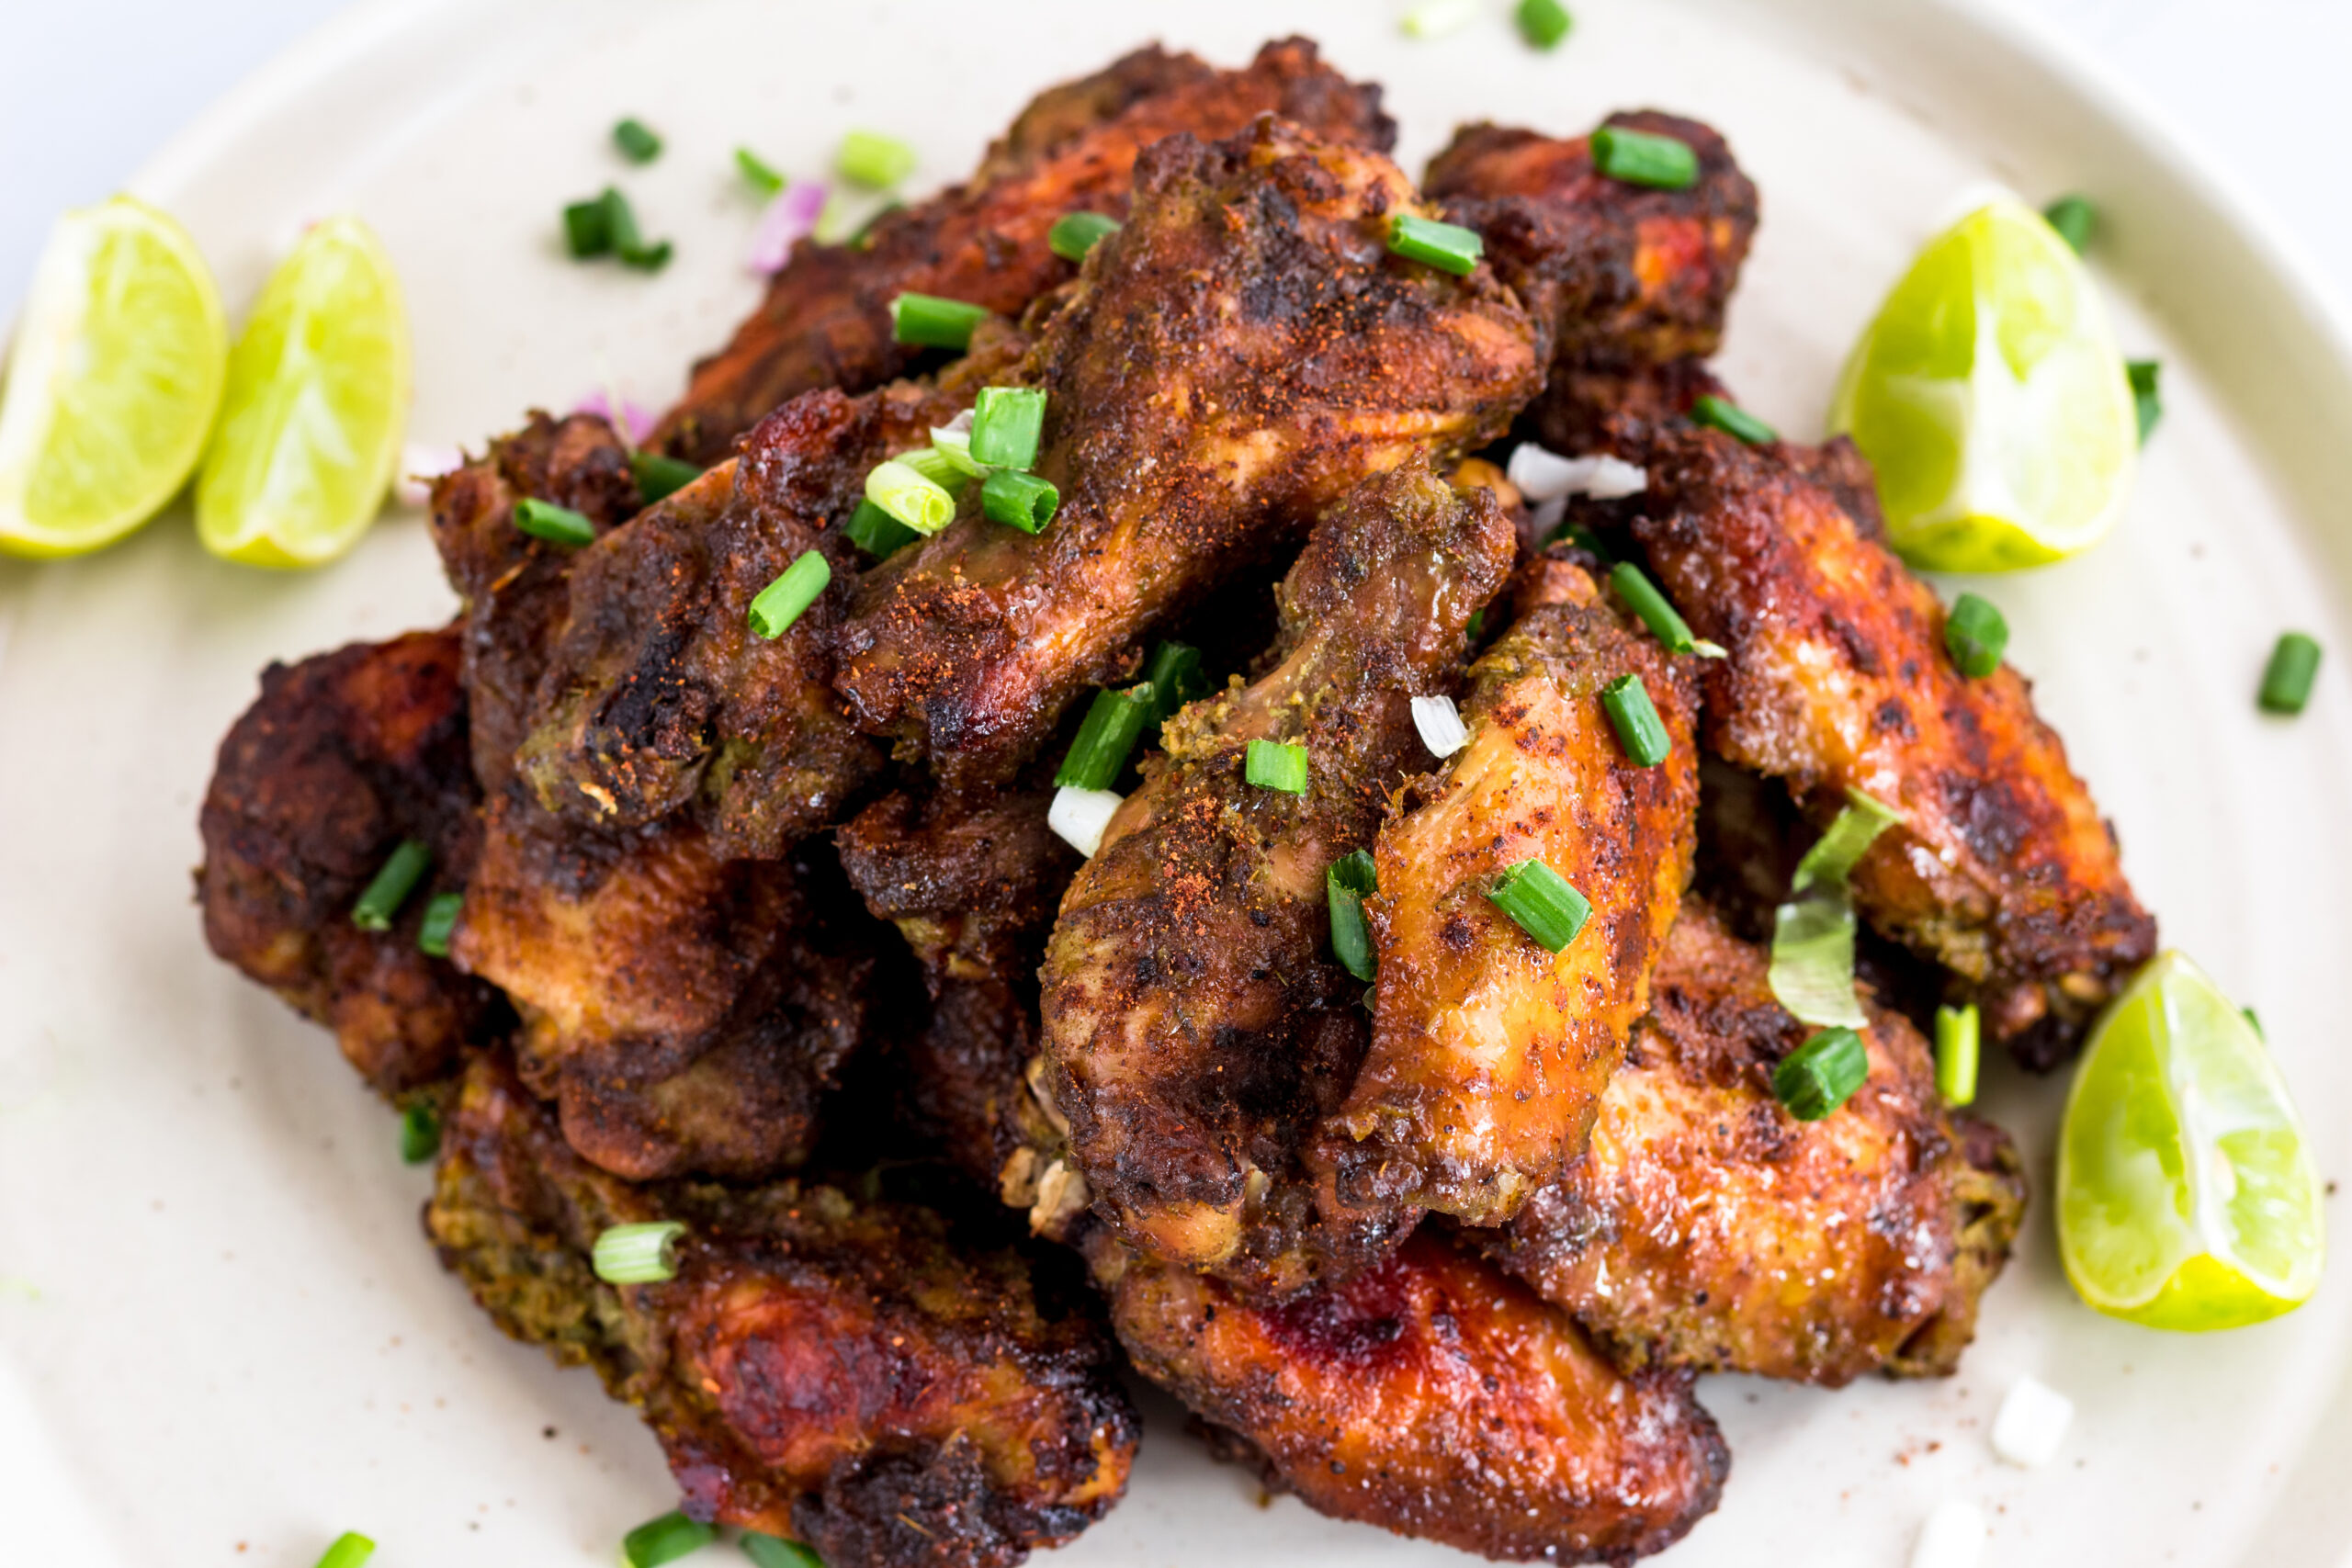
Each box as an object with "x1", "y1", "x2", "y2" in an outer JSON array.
[
  {"x1": 1411, "y1": 694, "x2": 1469, "y2": 758},
  {"x1": 1048, "y1": 786, "x2": 1124, "y2": 859},
  {"x1": 1507, "y1": 443, "x2": 1648, "y2": 502},
  {"x1": 1529, "y1": 494, "x2": 1567, "y2": 537},
  {"x1": 1908, "y1": 1500, "x2": 1986, "y2": 1568},
  {"x1": 392, "y1": 442, "x2": 463, "y2": 509},
  {"x1": 1990, "y1": 1374, "x2": 2074, "y2": 1468}
]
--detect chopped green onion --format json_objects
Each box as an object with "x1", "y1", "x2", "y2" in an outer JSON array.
[
  {"x1": 1551, "y1": 520, "x2": 1613, "y2": 564},
  {"x1": 1772, "y1": 1026, "x2": 1869, "y2": 1121},
  {"x1": 1143, "y1": 641, "x2": 1211, "y2": 725},
  {"x1": 1690, "y1": 393, "x2": 1776, "y2": 445},
  {"x1": 1944, "y1": 592, "x2": 2008, "y2": 678},
  {"x1": 514, "y1": 497, "x2": 597, "y2": 547},
  {"x1": 2127, "y1": 358, "x2": 2162, "y2": 444},
  {"x1": 352, "y1": 840, "x2": 431, "y2": 931},
  {"x1": 563, "y1": 196, "x2": 613, "y2": 258},
  {"x1": 2243, "y1": 1005, "x2": 2265, "y2": 1039},
  {"x1": 970, "y1": 387, "x2": 1047, "y2": 469},
  {"x1": 1487, "y1": 858, "x2": 1591, "y2": 953},
  {"x1": 2043, "y1": 194, "x2": 2098, "y2": 254},
  {"x1": 1466, "y1": 607, "x2": 1487, "y2": 643},
  {"x1": 1792, "y1": 786, "x2": 1902, "y2": 895},
  {"x1": 1600, "y1": 672, "x2": 1670, "y2": 767},
  {"x1": 847, "y1": 200, "x2": 903, "y2": 252},
  {"x1": 1401, "y1": 0, "x2": 1480, "y2": 37},
  {"x1": 1049, "y1": 211, "x2": 1122, "y2": 263},
  {"x1": 1328, "y1": 849, "x2": 1378, "y2": 982},
  {"x1": 889, "y1": 292, "x2": 991, "y2": 350},
  {"x1": 1048, "y1": 784, "x2": 1124, "y2": 859},
  {"x1": 314, "y1": 1533, "x2": 377, "y2": 1568},
  {"x1": 1609, "y1": 561, "x2": 1701, "y2": 654},
  {"x1": 2259, "y1": 631, "x2": 2323, "y2": 716},
  {"x1": 416, "y1": 890, "x2": 463, "y2": 957},
  {"x1": 613, "y1": 118, "x2": 662, "y2": 164},
  {"x1": 1388, "y1": 213, "x2": 1484, "y2": 276},
  {"x1": 619, "y1": 238, "x2": 673, "y2": 272},
  {"x1": 1591, "y1": 126, "x2": 1698, "y2": 190},
  {"x1": 594, "y1": 1221, "x2": 687, "y2": 1285},
  {"x1": 1245, "y1": 739, "x2": 1311, "y2": 795},
  {"x1": 748, "y1": 552, "x2": 831, "y2": 640},
  {"x1": 569, "y1": 186, "x2": 671, "y2": 271},
  {"x1": 1516, "y1": 0, "x2": 1574, "y2": 48},
  {"x1": 1934, "y1": 1003, "x2": 1980, "y2": 1107},
  {"x1": 981, "y1": 468, "x2": 1058, "y2": 534},
  {"x1": 897, "y1": 445, "x2": 968, "y2": 491},
  {"x1": 1768, "y1": 892, "x2": 1863, "y2": 1028},
  {"x1": 1055, "y1": 685, "x2": 1158, "y2": 791},
  {"x1": 620, "y1": 1510, "x2": 716, "y2": 1568},
  {"x1": 735, "y1": 147, "x2": 786, "y2": 197},
  {"x1": 842, "y1": 498, "x2": 920, "y2": 558},
  {"x1": 837, "y1": 130, "x2": 917, "y2": 189},
  {"x1": 399, "y1": 1101, "x2": 441, "y2": 1165},
  {"x1": 741, "y1": 1536, "x2": 825, "y2": 1568},
  {"x1": 630, "y1": 451, "x2": 702, "y2": 506},
  {"x1": 865, "y1": 458, "x2": 957, "y2": 535}
]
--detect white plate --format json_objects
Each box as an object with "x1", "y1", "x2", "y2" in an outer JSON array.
[{"x1": 3, "y1": 0, "x2": 2348, "y2": 1562}]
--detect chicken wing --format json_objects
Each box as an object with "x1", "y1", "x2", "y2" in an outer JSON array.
[
  {"x1": 834, "y1": 116, "x2": 1543, "y2": 792},
  {"x1": 1615, "y1": 422, "x2": 2157, "y2": 1066},
  {"x1": 1334, "y1": 564, "x2": 1701, "y2": 1224},
  {"x1": 1481, "y1": 897, "x2": 2026, "y2": 1385},
  {"x1": 1040, "y1": 458, "x2": 1513, "y2": 1297},
  {"x1": 650, "y1": 39, "x2": 1395, "y2": 465},
  {"x1": 198, "y1": 627, "x2": 506, "y2": 1096},
  {"x1": 428, "y1": 1054, "x2": 1137, "y2": 1567},
  {"x1": 1091, "y1": 1225, "x2": 1727, "y2": 1562}
]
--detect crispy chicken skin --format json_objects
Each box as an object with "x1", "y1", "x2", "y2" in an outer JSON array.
[
  {"x1": 1615, "y1": 423, "x2": 2157, "y2": 1066},
  {"x1": 428, "y1": 1055, "x2": 1137, "y2": 1567},
  {"x1": 429, "y1": 412, "x2": 641, "y2": 791},
  {"x1": 1336, "y1": 565, "x2": 1701, "y2": 1224},
  {"x1": 1482, "y1": 898, "x2": 2026, "y2": 1386},
  {"x1": 1040, "y1": 459, "x2": 1514, "y2": 1298},
  {"x1": 834, "y1": 116, "x2": 1544, "y2": 792},
  {"x1": 650, "y1": 40, "x2": 1394, "y2": 465},
  {"x1": 1091, "y1": 1225, "x2": 1728, "y2": 1562},
  {"x1": 514, "y1": 386, "x2": 962, "y2": 859},
  {"x1": 198, "y1": 627, "x2": 505, "y2": 1096}
]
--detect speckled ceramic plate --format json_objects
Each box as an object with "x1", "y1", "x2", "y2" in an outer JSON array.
[{"x1": 3, "y1": 0, "x2": 2348, "y2": 1562}]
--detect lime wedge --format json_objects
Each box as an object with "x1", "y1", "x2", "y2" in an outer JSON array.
[
  {"x1": 197, "y1": 215, "x2": 410, "y2": 568},
  {"x1": 0, "y1": 197, "x2": 228, "y2": 558},
  {"x1": 1829, "y1": 197, "x2": 2138, "y2": 571},
  {"x1": 2057, "y1": 952, "x2": 2324, "y2": 1331}
]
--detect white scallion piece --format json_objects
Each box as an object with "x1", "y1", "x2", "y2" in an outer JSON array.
[
  {"x1": 1908, "y1": 1500, "x2": 1986, "y2": 1568},
  {"x1": 1400, "y1": 0, "x2": 1480, "y2": 38},
  {"x1": 392, "y1": 443, "x2": 462, "y2": 509},
  {"x1": 1529, "y1": 494, "x2": 1568, "y2": 538},
  {"x1": 1990, "y1": 1374, "x2": 2074, "y2": 1468},
  {"x1": 1411, "y1": 694, "x2": 1469, "y2": 758},
  {"x1": 1508, "y1": 443, "x2": 1649, "y2": 502},
  {"x1": 1049, "y1": 785, "x2": 1124, "y2": 859}
]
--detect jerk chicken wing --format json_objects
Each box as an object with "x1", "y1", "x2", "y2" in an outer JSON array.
[
  {"x1": 1612, "y1": 422, "x2": 2157, "y2": 1066},
  {"x1": 1040, "y1": 457, "x2": 1514, "y2": 1298},
  {"x1": 428, "y1": 1054, "x2": 1137, "y2": 1567},
  {"x1": 1334, "y1": 563, "x2": 1702, "y2": 1224},
  {"x1": 650, "y1": 39, "x2": 1395, "y2": 464},
  {"x1": 1482, "y1": 897, "x2": 2027, "y2": 1386},
  {"x1": 1091, "y1": 1225, "x2": 1728, "y2": 1562},
  {"x1": 834, "y1": 116, "x2": 1543, "y2": 791}
]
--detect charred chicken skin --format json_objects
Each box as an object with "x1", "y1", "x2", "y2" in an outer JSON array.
[
  {"x1": 1091, "y1": 1225, "x2": 1729, "y2": 1563},
  {"x1": 1336, "y1": 563, "x2": 1702, "y2": 1225},
  {"x1": 428, "y1": 1054, "x2": 1137, "y2": 1568},
  {"x1": 1482, "y1": 897, "x2": 2026, "y2": 1386},
  {"x1": 833, "y1": 115, "x2": 1543, "y2": 792},
  {"x1": 1611, "y1": 421, "x2": 2157, "y2": 1066},
  {"x1": 650, "y1": 39, "x2": 1396, "y2": 465},
  {"x1": 1040, "y1": 458, "x2": 1515, "y2": 1299}
]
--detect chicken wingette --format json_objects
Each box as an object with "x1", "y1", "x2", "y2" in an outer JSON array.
[
  {"x1": 1091, "y1": 1225, "x2": 1728, "y2": 1562},
  {"x1": 1612, "y1": 421, "x2": 2157, "y2": 1066},
  {"x1": 650, "y1": 39, "x2": 1395, "y2": 464},
  {"x1": 1482, "y1": 897, "x2": 2027, "y2": 1386},
  {"x1": 428, "y1": 1054, "x2": 1137, "y2": 1568},
  {"x1": 834, "y1": 116, "x2": 1542, "y2": 792},
  {"x1": 1334, "y1": 563, "x2": 1701, "y2": 1224}
]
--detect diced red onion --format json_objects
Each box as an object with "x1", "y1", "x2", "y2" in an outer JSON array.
[
  {"x1": 392, "y1": 442, "x2": 463, "y2": 509},
  {"x1": 749, "y1": 182, "x2": 828, "y2": 276},
  {"x1": 572, "y1": 389, "x2": 653, "y2": 445}
]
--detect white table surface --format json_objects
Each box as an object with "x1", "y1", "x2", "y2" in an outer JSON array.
[{"x1": 4, "y1": 0, "x2": 2352, "y2": 321}]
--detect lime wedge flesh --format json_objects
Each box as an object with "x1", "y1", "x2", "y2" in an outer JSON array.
[
  {"x1": 197, "y1": 214, "x2": 410, "y2": 568},
  {"x1": 0, "y1": 197, "x2": 228, "y2": 558},
  {"x1": 1829, "y1": 198, "x2": 2138, "y2": 572},
  {"x1": 2058, "y1": 952, "x2": 2324, "y2": 1331}
]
